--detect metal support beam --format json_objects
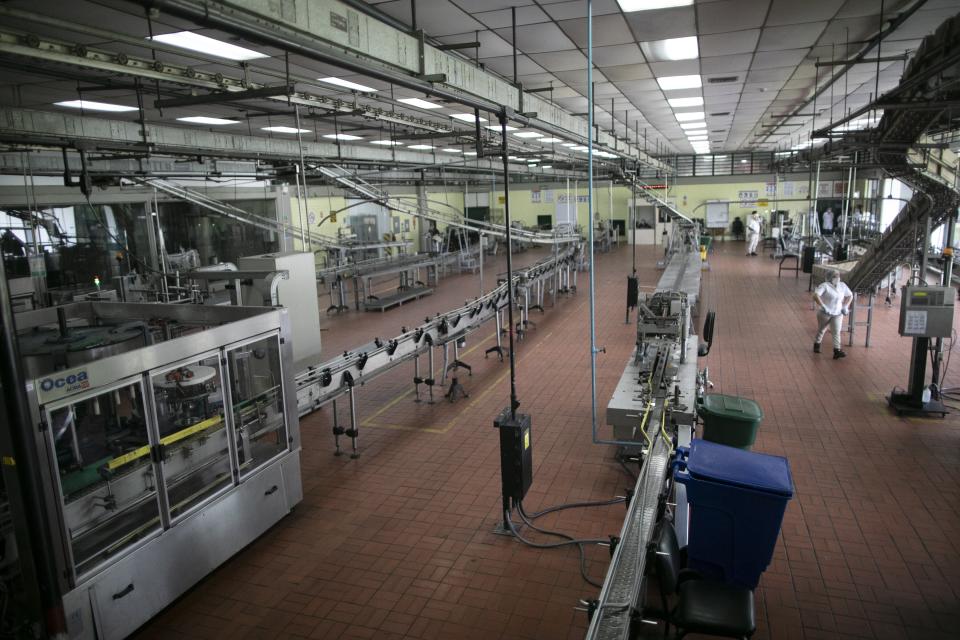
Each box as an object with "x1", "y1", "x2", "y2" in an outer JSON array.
[{"x1": 154, "y1": 84, "x2": 295, "y2": 108}]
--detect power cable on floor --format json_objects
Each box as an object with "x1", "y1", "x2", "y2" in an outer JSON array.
[{"x1": 505, "y1": 505, "x2": 607, "y2": 588}]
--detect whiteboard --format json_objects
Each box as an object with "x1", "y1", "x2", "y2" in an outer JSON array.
[{"x1": 705, "y1": 201, "x2": 729, "y2": 229}]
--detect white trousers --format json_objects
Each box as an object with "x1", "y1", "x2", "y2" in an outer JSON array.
[
  {"x1": 815, "y1": 311, "x2": 843, "y2": 350},
  {"x1": 746, "y1": 231, "x2": 760, "y2": 254}
]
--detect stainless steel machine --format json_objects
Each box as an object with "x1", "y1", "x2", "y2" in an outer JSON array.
[{"x1": 16, "y1": 302, "x2": 301, "y2": 640}]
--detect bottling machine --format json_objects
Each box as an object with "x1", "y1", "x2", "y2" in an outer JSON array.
[{"x1": 13, "y1": 302, "x2": 301, "y2": 640}]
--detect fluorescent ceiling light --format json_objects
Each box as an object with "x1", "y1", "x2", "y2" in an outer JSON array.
[
  {"x1": 680, "y1": 121, "x2": 707, "y2": 130},
  {"x1": 685, "y1": 130, "x2": 708, "y2": 137},
  {"x1": 617, "y1": 0, "x2": 693, "y2": 11},
  {"x1": 539, "y1": 138, "x2": 563, "y2": 143},
  {"x1": 485, "y1": 124, "x2": 518, "y2": 132},
  {"x1": 442, "y1": 148, "x2": 462, "y2": 153},
  {"x1": 464, "y1": 151, "x2": 478, "y2": 156},
  {"x1": 397, "y1": 97, "x2": 442, "y2": 109},
  {"x1": 667, "y1": 96, "x2": 704, "y2": 108},
  {"x1": 641, "y1": 36, "x2": 699, "y2": 62},
  {"x1": 542, "y1": 165, "x2": 552, "y2": 169},
  {"x1": 407, "y1": 144, "x2": 434, "y2": 150},
  {"x1": 675, "y1": 111, "x2": 705, "y2": 122},
  {"x1": 561, "y1": 142, "x2": 578, "y2": 147},
  {"x1": 570, "y1": 146, "x2": 588, "y2": 151},
  {"x1": 177, "y1": 116, "x2": 239, "y2": 125},
  {"x1": 656, "y1": 75, "x2": 702, "y2": 91},
  {"x1": 514, "y1": 131, "x2": 544, "y2": 138},
  {"x1": 370, "y1": 140, "x2": 403, "y2": 145},
  {"x1": 149, "y1": 31, "x2": 267, "y2": 61},
  {"x1": 318, "y1": 77, "x2": 376, "y2": 92},
  {"x1": 450, "y1": 113, "x2": 487, "y2": 122},
  {"x1": 54, "y1": 100, "x2": 137, "y2": 112},
  {"x1": 262, "y1": 126, "x2": 309, "y2": 133},
  {"x1": 323, "y1": 133, "x2": 363, "y2": 141}
]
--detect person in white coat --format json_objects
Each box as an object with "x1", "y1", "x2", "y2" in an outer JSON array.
[
  {"x1": 812, "y1": 269, "x2": 854, "y2": 359},
  {"x1": 746, "y1": 211, "x2": 761, "y2": 256},
  {"x1": 822, "y1": 208, "x2": 835, "y2": 235}
]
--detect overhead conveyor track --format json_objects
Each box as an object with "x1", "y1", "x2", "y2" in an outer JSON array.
[
  {"x1": 316, "y1": 163, "x2": 582, "y2": 245},
  {"x1": 798, "y1": 13, "x2": 960, "y2": 294}
]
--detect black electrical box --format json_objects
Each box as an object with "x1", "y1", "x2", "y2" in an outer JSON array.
[
  {"x1": 627, "y1": 276, "x2": 639, "y2": 308},
  {"x1": 494, "y1": 408, "x2": 532, "y2": 506}
]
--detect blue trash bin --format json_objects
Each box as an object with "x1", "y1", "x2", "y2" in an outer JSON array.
[{"x1": 674, "y1": 439, "x2": 794, "y2": 589}]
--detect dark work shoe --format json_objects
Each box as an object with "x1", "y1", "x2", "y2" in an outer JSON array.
[
  {"x1": 833, "y1": 349, "x2": 847, "y2": 359},
  {"x1": 813, "y1": 343, "x2": 821, "y2": 353}
]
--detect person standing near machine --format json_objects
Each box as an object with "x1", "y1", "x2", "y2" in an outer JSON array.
[
  {"x1": 812, "y1": 268, "x2": 853, "y2": 359},
  {"x1": 822, "y1": 207, "x2": 835, "y2": 236},
  {"x1": 746, "y1": 211, "x2": 761, "y2": 256}
]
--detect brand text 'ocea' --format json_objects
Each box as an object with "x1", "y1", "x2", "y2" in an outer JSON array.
[{"x1": 40, "y1": 371, "x2": 90, "y2": 394}]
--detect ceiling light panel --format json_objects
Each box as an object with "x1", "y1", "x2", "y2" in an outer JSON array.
[
  {"x1": 370, "y1": 140, "x2": 403, "y2": 145},
  {"x1": 680, "y1": 121, "x2": 707, "y2": 129},
  {"x1": 656, "y1": 75, "x2": 702, "y2": 91},
  {"x1": 149, "y1": 31, "x2": 267, "y2": 61},
  {"x1": 54, "y1": 100, "x2": 137, "y2": 112},
  {"x1": 668, "y1": 96, "x2": 704, "y2": 108},
  {"x1": 177, "y1": 116, "x2": 239, "y2": 125},
  {"x1": 641, "y1": 36, "x2": 699, "y2": 62},
  {"x1": 262, "y1": 126, "x2": 309, "y2": 133},
  {"x1": 674, "y1": 111, "x2": 705, "y2": 122},
  {"x1": 318, "y1": 77, "x2": 376, "y2": 92},
  {"x1": 539, "y1": 138, "x2": 563, "y2": 143},
  {"x1": 407, "y1": 144, "x2": 435, "y2": 150},
  {"x1": 397, "y1": 97, "x2": 442, "y2": 109},
  {"x1": 617, "y1": 0, "x2": 693, "y2": 11},
  {"x1": 323, "y1": 133, "x2": 363, "y2": 140},
  {"x1": 485, "y1": 125, "x2": 518, "y2": 132},
  {"x1": 514, "y1": 131, "x2": 544, "y2": 138},
  {"x1": 442, "y1": 148, "x2": 462, "y2": 153},
  {"x1": 450, "y1": 113, "x2": 487, "y2": 122}
]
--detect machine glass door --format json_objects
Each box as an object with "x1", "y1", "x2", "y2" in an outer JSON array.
[
  {"x1": 150, "y1": 352, "x2": 233, "y2": 521},
  {"x1": 226, "y1": 334, "x2": 289, "y2": 478},
  {"x1": 44, "y1": 379, "x2": 162, "y2": 579}
]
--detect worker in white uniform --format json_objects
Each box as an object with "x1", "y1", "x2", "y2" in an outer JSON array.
[
  {"x1": 745, "y1": 211, "x2": 761, "y2": 256},
  {"x1": 822, "y1": 208, "x2": 835, "y2": 235},
  {"x1": 812, "y1": 268, "x2": 854, "y2": 359}
]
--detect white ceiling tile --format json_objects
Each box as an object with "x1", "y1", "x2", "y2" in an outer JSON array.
[
  {"x1": 551, "y1": 69, "x2": 606, "y2": 85},
  {"x1": 474, "y1": 6, "x2": 550, "y2": 29},
  {"x1": 397, "y1": 0, "x2": 484, "y2": 36},
  {"x1": 558, "y1": 15, "x2": 635, "y2": 47},
  {"x1": 746, "y1": 67, "x2": 793, "y2": 83},
  {"x1": 696, "y1": 0, "x2": 771, "y2": 34},
  {"x1": 704, "y1": 82, "x2": 744, "y2": 96},
  {"x1": 543, "y1": 0, "x2": 621, "y2": 20},
  {"x1": 766, "y1": 0, "x2": 844, "y2": 26},
  {"x1": 495, "y1": 23, "x2": 575, "y2": 53},
  {"x1": 649, "y1": 60, "x2": 701, "y2": 77},
  {"x1": 601, "y1": 63, "x2": 654, "y2": 81},
  {"x1": 479, "y1": 54, "x2": 545, "y2": 77},
  {"x1": 701, "y1": 54, "x2": 753, "y2": 74},
  {"x1": 751, "y1": 49, "x2": 808, "y2": 69},
  {"x1": 622, "y1": 6, "x2": 697, "y2": 40},
  {"x1": 450, "y1": 0, "x2": 534, "y2": 11},
  {"x1": 757, "y1": 23, "x2": 828, "y2": 51},
  {"x1": 700, "y1": 30, "x2": 761, "y2": 56},
  {"x1": 591, "y1": 44, "x2": 646, "y2": 67},
  {"x1": 613, "y1": 78, "x2": 663, "y2": 93}
]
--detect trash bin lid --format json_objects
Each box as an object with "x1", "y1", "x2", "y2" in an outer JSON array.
[
  {"x1": 686, "y1": 440, "x2": 793, "y2": 497},
  {"x1": 699, "y1": 394, "x2": 764, "y2": 422}
]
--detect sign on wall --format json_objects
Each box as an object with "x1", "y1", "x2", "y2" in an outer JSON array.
[{"x1": 738, "y1": 190, "x2": 759, "y2": 207}]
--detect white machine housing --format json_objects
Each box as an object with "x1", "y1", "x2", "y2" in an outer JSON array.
[{"x1": 238, "y1": 252, "x2": 322, "y2": 368}]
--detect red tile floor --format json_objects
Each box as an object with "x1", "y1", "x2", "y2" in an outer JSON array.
[{"x1": 134, "y1": 240, "x2": 960, "y2": 640}]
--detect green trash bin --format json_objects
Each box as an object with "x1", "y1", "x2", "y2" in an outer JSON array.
[
  {"x1": 699, "y1": 235, "x2": 713, "y2": 253},
  {"x1": 697, "y1": 394, "x2": 763, "y2": 449}
]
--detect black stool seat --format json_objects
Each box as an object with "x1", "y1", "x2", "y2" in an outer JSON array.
[{"x1": 675, "y1": 579, "x2": 756, "y2": 637}]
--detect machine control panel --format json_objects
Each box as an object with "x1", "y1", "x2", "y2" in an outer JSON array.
[{"x1": 899, "y1": 286, "x2": 955, "y2": 338}]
